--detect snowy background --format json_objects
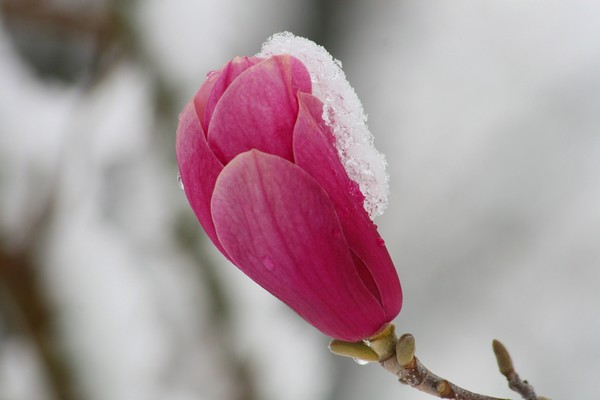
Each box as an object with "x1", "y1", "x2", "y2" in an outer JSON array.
[{"x1": 1, "y1": 1, "x2": 599, "y2": 400}]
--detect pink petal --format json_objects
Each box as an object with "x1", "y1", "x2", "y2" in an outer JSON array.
[
  {"x1": 193, "y1": 71, "x2": 218, "y2": 133},
  {"x1": 293, "y1": 93, "x2": 402, "y2": 320},
  {"x1": 201, "y1": 56, "x2": 263, "y2": 132},
  {"x1": 207, "y1": 55, "x2": 312, "y2": 164},
  {"x1": 211, "y1": 150, "x2": 386, "y2": 341},
  {"x1": 176, "y1": 100, "x2": 229, "y2": 259}
]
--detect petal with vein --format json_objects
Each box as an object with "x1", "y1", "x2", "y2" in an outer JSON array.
[
  {"x1": 211, "y1": 150, "x2": 386, "y2": 341},
  {"x1": 207, "y1": 55, "x2": 311, "y2": 164},
  {"x1": 176, "y1": 101, "x2": 229, "y2": 259},
  {"x1": 293, "y1": 93, "x2": 402, "y2": 319},
  {"x1": 201, "y1": 56, "x2": 263, "y2": 132}
]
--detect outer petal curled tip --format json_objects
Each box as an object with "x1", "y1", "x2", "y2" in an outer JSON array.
[
  {"x1": 201, "y1": 56, "x2": 264, "y2": 132},
  {"x1": 293, "y1": 92, "x2": 402, "y2": 319},
  {"x1": 193, "y1": 72, "x2": 218, "y2": 133},
  {"x1": 211, "y1": 150, "x2": 386, "y2": 341},
  {"x1": 176, "y1": 101, "x2": 229, "y2": 259},
  {"x1": 207, "y1": 55, "x2": 312, "y2": 165}
]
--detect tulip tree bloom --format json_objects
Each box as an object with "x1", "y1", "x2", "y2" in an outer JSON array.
[{"x1": 176, "y1": 33, "x2": 402, "y2": 342}]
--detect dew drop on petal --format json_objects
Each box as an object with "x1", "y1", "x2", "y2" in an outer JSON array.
[
  {"x1": 347, "y1": 182, "x2": 360, "y2": 198},
  {"x1": 177, "y1": 172, "x2": 184, "y2": 190},
  {"x1": 352, "y1": 358, "x2": 370, "y2": 366},
  {"x1": 376, "y1": 237, "x2": 385, "y2": 247},
  {"x1": 331, "y1": 229, "x2": 342, "y2": 240},
  {"x1": 261, "y1": 256, "x2": 275, "y2": 271}
]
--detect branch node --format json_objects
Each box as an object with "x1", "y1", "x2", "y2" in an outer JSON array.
[
  {"x1": 436, "y1": 379, "x2": 453, "y2": 398},
  {"x1": 492, "y1": 339, "x2": 543, "y2": 400},
  {"x1": 396, "y1": 333, "x2": 416, "y2": 366},
  {"x1": 367, "y1": 323, "x2": 397, "y2": 361},
  {"x1": 328, "y1": 339, "x2": 379, "y2": 362},
  {"x1": 492, "y1": 339, "x2": 515, "y2": 376}
]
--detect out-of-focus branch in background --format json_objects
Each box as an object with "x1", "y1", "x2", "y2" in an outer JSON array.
[
  {"x1": 0, "y1": 0, "x2": 126, "y2": 84},
  {"x1": 0, "y1": 1, "x2": 121, "y2": 397},
  {"x1": 0, "y1": 1, "x2": 258, "y2": 399},
  {"x1": 0, "y1": 199, "x2": 74, "y2": 400}
]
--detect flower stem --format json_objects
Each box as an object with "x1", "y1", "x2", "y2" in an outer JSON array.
[
  {"x1": 330, "y1": 327, "x2": 547, "y2": 400},
  {"x1": 380, "y1": 351, "x2": 508, "y2": 400}
]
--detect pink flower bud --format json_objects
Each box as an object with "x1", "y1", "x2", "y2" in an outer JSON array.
[{"x1": 176, "y1": 51, "x2": 402, "y2": 341}]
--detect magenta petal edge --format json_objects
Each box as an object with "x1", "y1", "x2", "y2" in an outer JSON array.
[{"x1": 175, "y1": 38, "x2": 402, "y2": 341}]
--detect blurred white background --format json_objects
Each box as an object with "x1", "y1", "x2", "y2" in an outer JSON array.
[{"x1": 0, "y1": 1, "x2": 598, "y2": 400}]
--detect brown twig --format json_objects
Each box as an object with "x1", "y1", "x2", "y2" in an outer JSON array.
[
  {"x1": 331, "y1": 327, "x2": 546, "y2": 400},
  {"x1": 492, "y1": 340, "x2": 547, "y2": 400},
  {"x1": 381, "y1": 353, "x2": 507, "y2": 400},
  {"x1": 379, "y1": 333, "x2": 508, "y2": 400},
  {"x1": 0, "y1": 198, "x2": 78, "y2": 400}
]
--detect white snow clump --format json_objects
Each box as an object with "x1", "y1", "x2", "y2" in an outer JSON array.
[{"x1": 258, "y1": 31, "x2": 389, "y2": 219}]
